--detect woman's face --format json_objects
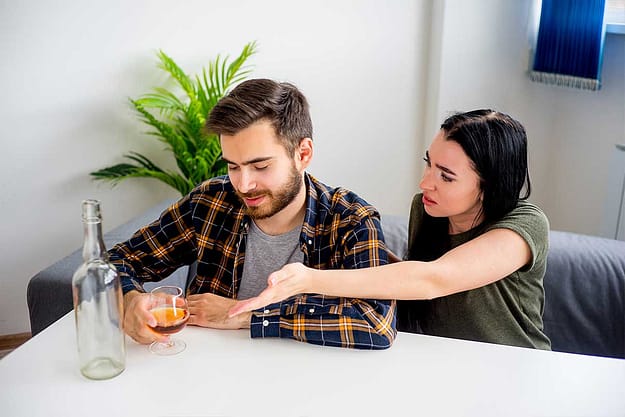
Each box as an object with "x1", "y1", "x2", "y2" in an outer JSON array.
[{"x1": 419, "y1": 130, "x2": 484, "y2": 234}]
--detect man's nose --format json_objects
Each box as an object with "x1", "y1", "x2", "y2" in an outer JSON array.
[{"x1": 238, "y1": 168, "x2": 256, "y2": 194}]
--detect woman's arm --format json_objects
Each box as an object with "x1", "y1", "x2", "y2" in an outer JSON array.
[{"x1": 229, "y1": 227, "x2": 531, "y2": 316}]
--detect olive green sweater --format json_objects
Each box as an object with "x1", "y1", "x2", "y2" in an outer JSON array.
[{"x1": 400, "y1": 194, "x2": 551, "y2": 350}]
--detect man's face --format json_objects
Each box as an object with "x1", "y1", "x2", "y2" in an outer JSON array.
[{"x1": 220, "y1": 120, "x2": 305, "y2": 219}]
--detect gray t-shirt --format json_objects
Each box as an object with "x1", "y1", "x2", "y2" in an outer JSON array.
[
  {"x1": 403, "y1": 193, "x2": 551, "y2": 350},
  {"x1": 237, "y1": 221, "x2": 305, "y2": 300}
]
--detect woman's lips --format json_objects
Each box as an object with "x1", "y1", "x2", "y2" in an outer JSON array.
[{"x1": 422, "y1": 195, "x2": 436, "y2": 206}]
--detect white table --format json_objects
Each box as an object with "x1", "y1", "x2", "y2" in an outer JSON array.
[{"x1": 1, "y1": 313, "x2": 624, "y2": 417}]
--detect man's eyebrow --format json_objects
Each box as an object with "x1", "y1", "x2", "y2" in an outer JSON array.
[{"x1": 221, "y1": 156, "x2": 274, "y2": 166}]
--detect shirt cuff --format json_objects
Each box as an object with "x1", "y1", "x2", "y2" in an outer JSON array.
[
  {"x1": 250, "y1": 307, "x2": 281, "y2": 338},
  {"x1": 121, "y1": 277, "x2": 145, "y2": 295}
]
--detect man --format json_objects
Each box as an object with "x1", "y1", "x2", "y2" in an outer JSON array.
[{"x1": 110, "y1": 78, "x2": 396, "y2": 349}]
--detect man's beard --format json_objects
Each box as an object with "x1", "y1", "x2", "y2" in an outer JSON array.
[{"x1": 236, "y1": 167, "x2": 303, "y2": 220}]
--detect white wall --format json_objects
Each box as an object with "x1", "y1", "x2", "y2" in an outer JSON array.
[
  {"x1": 2, "y1": 0, "x2": 623, "y2": 336},
  {"x1": 0, "y1": 0, "x2": 425, "y2": 335},
  {"x1": 431, "y1": 0, "x2": 560, "y2": 212},
  {"x1": 431, "y1": 0, "x2": 625, "y2": 235},
  {"x1": 546, "y1": 33, "x2": 625, "y2": 234}
]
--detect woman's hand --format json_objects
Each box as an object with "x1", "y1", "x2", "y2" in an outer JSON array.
[{"x1": 228, "y1": 262, "x2": 313, "y2": 317}]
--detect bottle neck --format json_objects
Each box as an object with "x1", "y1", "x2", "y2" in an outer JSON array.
[
  {"x1": 82, "y1": 220, "x2": 108, "y2": 262},
  {"x1": 81, "y1": 200, "x2": 108, "y2": 262}
]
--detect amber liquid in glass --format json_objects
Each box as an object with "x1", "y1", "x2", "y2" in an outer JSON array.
[{"x1": 149, "y1": 307, "x2": 189, "y2": 335}]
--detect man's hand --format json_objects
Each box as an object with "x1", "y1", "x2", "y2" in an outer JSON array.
[
  {"x1": 187, "y1": 293, "x2": 251, "y2": 329},
  {"x1": 123, "y1": 290, "x2": 169, "y2": 344}
]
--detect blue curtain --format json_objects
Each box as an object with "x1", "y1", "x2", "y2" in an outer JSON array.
[{"x1": 530, "y1": 0, "x2": 607, "y2": 91}]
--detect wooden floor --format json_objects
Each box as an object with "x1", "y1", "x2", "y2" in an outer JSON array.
[{"x1": 0, "y1": 333, "x2": 31, "y2": 359}]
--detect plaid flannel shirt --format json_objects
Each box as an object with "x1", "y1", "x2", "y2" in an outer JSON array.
[{"x1": 109, "y1": 173, "x2": 397, "y2": 349}]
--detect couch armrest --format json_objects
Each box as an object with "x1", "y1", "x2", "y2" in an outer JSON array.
[
  {"x1": 543, "y1": 231, "x2": 625, "y2": 358},
  {"x1": 27, "y1": 199, "x2": 189, "y2": 335}
]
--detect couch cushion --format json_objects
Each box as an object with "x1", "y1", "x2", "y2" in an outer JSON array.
[
  {"x1": 380, "y1": 215, "x2": 409, "y2": 259},
  {"x1": 543, "y1": 231, "x2": 625, "y2": 358}
]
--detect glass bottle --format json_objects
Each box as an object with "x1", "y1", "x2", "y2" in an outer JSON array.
[{"x1": 72, "y1": 199, "x2": 126, "y2": 380}]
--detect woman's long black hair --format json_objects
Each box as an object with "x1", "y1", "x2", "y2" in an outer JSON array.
[
  {"x1": 409, "y1": 109, "x2": 531, "y2": 262},
  {"x1": 399, "y1": 110, "x2": 531, "y2": 331}
]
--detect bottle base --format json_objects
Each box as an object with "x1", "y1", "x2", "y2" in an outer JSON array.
[{"x1": 80, "y1": 357, "x2": 125, "y2": 380}]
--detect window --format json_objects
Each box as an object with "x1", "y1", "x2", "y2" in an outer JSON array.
[
  {"x1": 529, "y1": 0, "x2": 607, "y2": 90},
  {"x1": 606, "y1": 0, "x2": 625, "y2": 33}
]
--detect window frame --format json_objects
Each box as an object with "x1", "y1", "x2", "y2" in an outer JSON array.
[{"x1": 606, "y1": 0, "x2": 625, "y2": 34}]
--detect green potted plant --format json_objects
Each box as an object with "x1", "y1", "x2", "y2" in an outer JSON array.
[{"x1": 91, "y1": 41, "x2": 257, "y2": 195}]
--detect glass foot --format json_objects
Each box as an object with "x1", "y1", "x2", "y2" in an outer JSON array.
[{"x1": 149, "y1": 339, "x2": 186, "y2": 355}]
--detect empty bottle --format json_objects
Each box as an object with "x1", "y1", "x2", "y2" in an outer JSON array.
[{"x1": 72, "y1": 199, "x2": 125, "y2": 380}]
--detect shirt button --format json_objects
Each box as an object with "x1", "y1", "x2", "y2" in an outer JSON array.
[
  {"x1": 262, "y1": 320, "x2": 269, "y2": 327},
  {"x1": 309, "y1": 308, "x2": 315, "y2": 313},
  {"x1": 263, "y1": 309, "x2": 270, "y2": 314}
]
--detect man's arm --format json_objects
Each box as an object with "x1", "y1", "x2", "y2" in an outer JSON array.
[
  {"x1": 249, "y1": 216, "x2": 397, "y2": 350},
  {"x1": 108, "y1": 196, "x2": 197, "y2": 295},
  {"x1": 108, "y1": 197, "x2": 198, "y2": 343}
]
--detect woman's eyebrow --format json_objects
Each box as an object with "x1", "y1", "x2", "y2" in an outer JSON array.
[
  {"x1": 436, "y1": 164, "x2": 457, "y2": 176},
  {"x1": 427, "y1": 151, "x2": 458, "y2": 176}
]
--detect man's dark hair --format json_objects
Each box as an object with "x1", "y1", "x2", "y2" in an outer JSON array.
[{"x1": 206, "y1": 78, "x2": 313, "y2": 155}]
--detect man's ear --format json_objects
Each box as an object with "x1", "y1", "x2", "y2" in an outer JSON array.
[{"x1": 296, "y1": 138, "x2": 313, "y2": 169}]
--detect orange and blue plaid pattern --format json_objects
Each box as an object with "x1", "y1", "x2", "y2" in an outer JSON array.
[{"x1": 109, "y1": 173, "x2": 396, "y2": 349}]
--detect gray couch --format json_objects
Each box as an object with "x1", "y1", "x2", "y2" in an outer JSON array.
[
  {"x1": 27, "y1": 200, "x2": 625, "y2": 359},
  {"x1": 27, "y1": 200, "x2": 190, "y2": 336}
]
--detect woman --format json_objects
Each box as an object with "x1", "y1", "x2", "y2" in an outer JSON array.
[{"x1": 229, "y1": 109, "x2": 551, "y2": 350}]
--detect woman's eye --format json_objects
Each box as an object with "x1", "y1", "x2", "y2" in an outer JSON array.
[
  {"x1": 441, "y1": 173, "x2": 453, "y2": 183},
  {"x1": 228, "y1": 165, "x2": 239, "y2": 171},
  {"x1": 423, "y1": 157, "x2": 431, "y2": 167}
]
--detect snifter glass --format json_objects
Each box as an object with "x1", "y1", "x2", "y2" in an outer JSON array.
[{"x1": 147, "y1": 286, "x2": 189, "y2": 355}]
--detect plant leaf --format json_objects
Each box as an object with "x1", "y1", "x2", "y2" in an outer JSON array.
[{"x1": 92, "y1": 42, "x2": 257, "y2": 196}]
